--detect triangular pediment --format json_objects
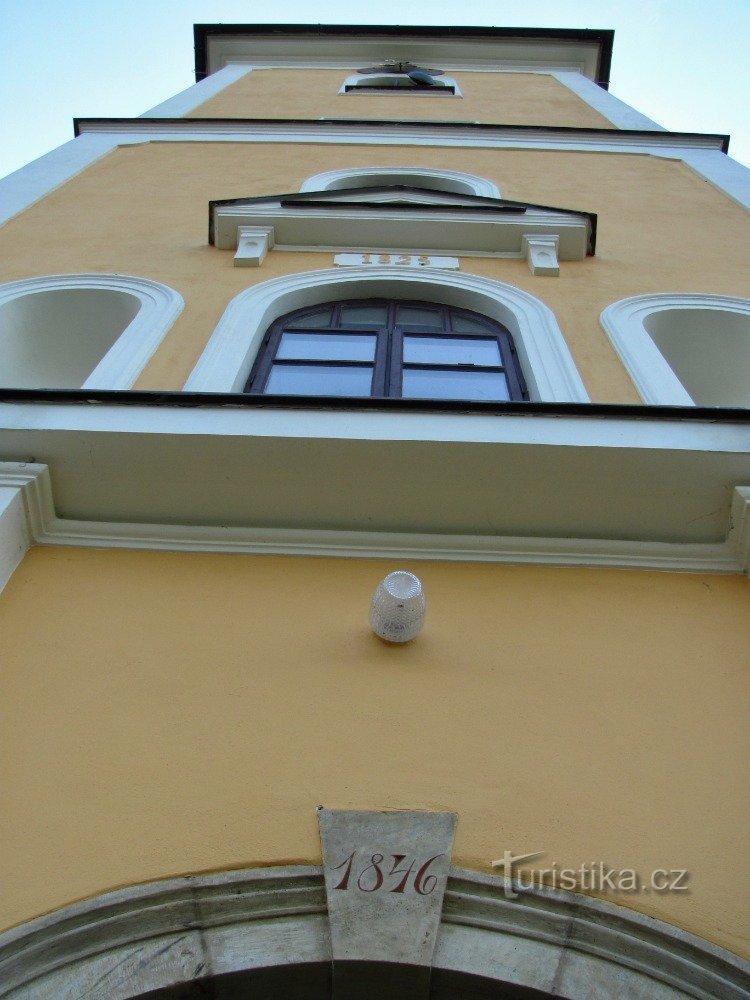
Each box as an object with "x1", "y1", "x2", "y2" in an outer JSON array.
[
  {"x1": 212, "y1": 185, "x2": 589, "y2": 217},
  {"x1": 280, "y1": 185, "x2": 516, "y2": 210}
]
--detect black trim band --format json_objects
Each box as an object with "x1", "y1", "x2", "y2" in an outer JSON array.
[{"x1": 1, "y1": 388, "x2": 748, "y2": 424}]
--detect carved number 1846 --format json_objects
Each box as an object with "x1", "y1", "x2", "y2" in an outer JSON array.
[{"x1": 331, "y1": 851, "x2": 443, "y2": 895}]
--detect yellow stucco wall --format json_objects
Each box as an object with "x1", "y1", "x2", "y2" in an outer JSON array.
[
  {"x1": 2, "y1": 42, "x2": 748, "y2": 987},
  {"x1": 186, "y1": 69, "x2": 614, "y2": 128},
  {"x1": 0, "y1": 546, "x2": 748, "y2": 957},
  {"x1": 0, "y1": 141, "x2": 748, "y2": 402}
]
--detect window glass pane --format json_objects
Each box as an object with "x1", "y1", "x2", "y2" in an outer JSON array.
[
  {"x1": 277, "y1": 332, "x2": 376, "y2": 362},
  {"x1": 285, "y1": 308, "x2": 333, "y2": 329},
  {"x1": 338, "y1": 304, "x2": 388, "y2": 327},
  {"x1": 402, "y1": 368, "x2": 510, "y2": 401},
  {"x1": 403, "y1": 336, "x2": 503, "y2": 366},
  {"x1": 355, "y1": 78, "x2": 414, "y2": 89},
  {"x1": 351, "y1": 79, "x2": 452, "y2": 92},
  {"x1": 395, "y1": 305, "x2": 444, "y2": 331},
  {"x1": 451, "y1": 313, "x2": 496, "y2": 333},
  {"x1": 266, "y1": 364, "x2": 373, "y2": 396}
]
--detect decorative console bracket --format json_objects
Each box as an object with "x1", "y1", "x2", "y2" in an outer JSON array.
[
  {"x1": 523, "y1": 234, "x2": 560, "y2": 276},
  {"x1": 234, "y1": 226, "x2": 275, "y2": 267}
]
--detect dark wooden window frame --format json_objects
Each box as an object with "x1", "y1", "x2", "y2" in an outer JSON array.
[
  {"x1": 344, "y1": 82, "x2": 456, "y2": 95},
  {"x1": 245, "y1": 299, "x2": 529, "y2": 403}
]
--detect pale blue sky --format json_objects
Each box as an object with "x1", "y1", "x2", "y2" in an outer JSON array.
[{"x1": 1, "y1": 0, "x2": 748, "y2": 180}]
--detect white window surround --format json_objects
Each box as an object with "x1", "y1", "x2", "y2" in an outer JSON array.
[
  {"x1": 300, "y1": 167, "x2": 500, "y2": 199},
  {"x1": 340, "y1": 73, "x2": 461, "y2": 96},
  {"x1": 184, "y1": 266, "x2": 589, "y2": 402},
  {"x1": 0, "y1": 274, "x2": 183, "y2": 390},
  {"x1": 601, "y1": 293, "x2": 750, "y2": 406}
]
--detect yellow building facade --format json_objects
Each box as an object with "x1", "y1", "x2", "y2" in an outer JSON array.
[{"x1": 0, "y1": 25, "x2": 748, "y2": 998}]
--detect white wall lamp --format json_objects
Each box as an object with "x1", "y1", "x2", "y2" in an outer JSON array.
[{"x1": 370, "y1": 571, "x2": 426, "y2": 643}]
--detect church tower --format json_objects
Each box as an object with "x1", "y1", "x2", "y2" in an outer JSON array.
[{"x1": 0, "y1": 24, "x2": 748, "y2": 998}]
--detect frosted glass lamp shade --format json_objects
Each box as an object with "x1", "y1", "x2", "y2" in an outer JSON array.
[{"x1": 370, "y1": 571, "x2": 425, "y2": 643}]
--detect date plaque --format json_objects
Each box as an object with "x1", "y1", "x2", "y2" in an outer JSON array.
[
  {"x1": 318, "y1": 808, "x2": 456, "y2": 999},
  {"x1": 334, "y1": 252, "x2": 459, "y2": 269}
]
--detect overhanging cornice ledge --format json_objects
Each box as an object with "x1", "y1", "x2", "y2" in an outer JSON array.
[
  {"x1": 193, "y1": 24, "x2": 614, "y2": 85},
  {"x1": 211, "y1": 200, "x2": 593, "y2": 258},
  {"x1": 0, "y1": 405, "x2": 749, "y2": 575},
  {"x1": 72, "y1": 118, "x2": 731, "y2": 154}
]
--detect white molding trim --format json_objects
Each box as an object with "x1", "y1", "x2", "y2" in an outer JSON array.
[
  {"x1": 200, "y1": 35, "x2": 606, "y2": 80},
  {"x1": 552, "y1": 71, "x2": 666, "y2": 131},
  {"x1": 728, "y1": 486, "x2": 750, "y2": 571},
  {"x1": 1, "y1": 464, "x2": 748, "y2": 590},
  {"x1": 0, "y1": 864, "x2": 747, "y2": 999},
  {"x1": 300, "y1": 166, "x2": 500, "y2": 198},
  {"x1": 142, "y1": 64, "x2": 253, "y2": 117},
  {"x1": 601, "y1": 293, "x2": 750, "y2": 406},
  {"x1": 71, "y1": 123, "x2": 748, "y2": 211},
  {"x1": 0, "y1": 274, "x2": 183, "y2": 390},
  {"x1": 0, "y1": 487, "x2": 31, "y2": 592},
  {"x1": 213, "y1": 202, "x2": 590, "y2": 261},
  {"x1": 184, "y1": 267, "x2": 589, "y2": 403},
  {"x1": 0, "y1": 133, "x2": 117, "y2": 229},
  {"x1": 74, "y1": 119, "x2": 728, "y2": 154},
  {"x1": 0, "y1": 464, "x2": 48, "y2": 592},
  {"x1": 681, "y1": 148, "x2": 750, "y2": 212},
  {"x1": 2, "y1": 126, "x2": 743, "y2": 235}
]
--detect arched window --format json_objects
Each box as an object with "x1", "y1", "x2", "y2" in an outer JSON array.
[
  {"x1": 0, "y1": 274, "x2": 183, "y2": 390},
  {"x1": 246, "y1": 298, "x2": 528, "y2": 402},
  {"x1": 184, "y1": 268, "x2": 588, "y2": 403},
  {"x1": 300, "y1": 167, "x2": 500, "y2": 199},
  {"x1": 601, "y1": 293, "x2": 750, "y2": 407}
]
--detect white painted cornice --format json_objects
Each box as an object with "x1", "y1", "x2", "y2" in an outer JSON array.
[
  {"x1": 1, "y1": 426, "x2": 748, "y2": 588},
  {"x1": 74, "y1": 118, "x2": 728, "y2": 154},
  {"x1": 212, "y1": 200, "x2": 591, "y2": 261},
  {"x1": 200, "y1": 34, "x2": 606, "y2": 80},
  {"x1": 3, "y1": 125, "x2": 744, "y2": 235}
]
